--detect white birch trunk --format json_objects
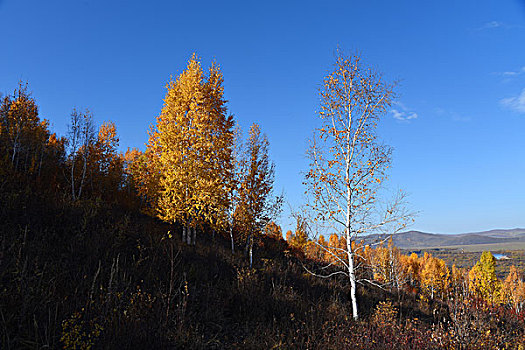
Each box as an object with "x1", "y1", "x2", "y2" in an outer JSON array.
[
  {"x1": 249, "y1": 239, "x2": 253, "y2": 269},
  {"x1": 230, "y1": 225, "x2": 235, "y2": 254},
  {"x1": 348, "y1": 249, "x2": 358, "y2": 320},
  {"x1": 345, "y1": 119, "x2": 359, "y2": 320}
]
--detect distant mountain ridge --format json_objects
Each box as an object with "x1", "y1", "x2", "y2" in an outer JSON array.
[{"x1": 362, "y1": 228, "x2": 525, "y2": 249}]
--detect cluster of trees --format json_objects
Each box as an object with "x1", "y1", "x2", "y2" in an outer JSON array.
[
  {"x1": 293, "y1": 231, "x2": 525, "y2": 313},
  {"x1": 0, "y1": 83, "x2": 132, "y2": 203},
  {"x1": 1, "y1": 55, "x2": 282, "y2": 268},
  {"x1": 126, "y1": 55, "x2": 282, "y2": 266},
  {"x1": 0, "y1": 82, "x2": 65, "y2": 188}
]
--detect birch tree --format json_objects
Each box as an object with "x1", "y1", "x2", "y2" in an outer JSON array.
[
  {"x1": 305, "y1": 50, "x2": 412, "y2": 320},
  {"x1": 234, "y1": 123, "x2": 282, "y2": 267},
  {"x1": 67, "y1": 108, "x2": 95, "y2": 200}
]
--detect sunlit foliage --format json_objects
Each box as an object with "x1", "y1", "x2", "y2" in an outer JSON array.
[{"x1": 139, "y1": 54, "x2": 235, "y2": 242}]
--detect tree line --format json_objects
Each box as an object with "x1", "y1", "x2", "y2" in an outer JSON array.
[
  {"x1": 287, "y1": 233, "x2": 525, "y2": 313},
  {"x1": 0, "y1": 56, "x2": 282, "y2": 268}
]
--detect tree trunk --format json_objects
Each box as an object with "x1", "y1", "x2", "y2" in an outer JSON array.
[
  {"x1": 185, "y1": 226, "x2": 196, "y2": 246},
  {"x1": 344, "y1": 120, "x2": 359, "y2": 320},
  {"x1": 347, "y1": 248, "x2": 358, "y2": 320},
  {"x1": 77, "y1": 152, "x2": 88, "y2": 199},
  {"x1": 182, "y1": 226, "x2": 187, "y2": 244},
  {"x1": 249, "y1": 238, "x2": 253, "y2": 269},
  {"x1": 71, "y1": 153, "x2": 76, "y2": 200},
  {"x1": 230, "y1": 225, "x2": 235, "y2": 254}
]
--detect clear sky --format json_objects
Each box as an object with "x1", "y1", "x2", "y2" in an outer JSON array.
[{"x1": 1, "y1": 0, "x2": 525, "y2": 235}]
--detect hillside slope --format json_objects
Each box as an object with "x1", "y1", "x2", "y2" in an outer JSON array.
[
  {"x1": 363, "y1": 229, "x2": 525, "y2": 249},
  {"x1": 2, "y1": 190, "x2": 447, "y2": 349}
]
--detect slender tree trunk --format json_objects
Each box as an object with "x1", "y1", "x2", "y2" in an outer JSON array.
[
  {"x1": 249, "y1": 237, "x2": 253, "y2": 269},
  {"x1": 230, "y1": 225, "x2": 235, "y2": 254},
  {"x1": 78, "y1": 152, "x2": 88, "y2": 199},
  {"x1": 345, "y1": 129, "x2": 358, "y2": 320},
  {"x1": 71, "y1": 153, "x2": 76, "y2": 200},
  {"x1": 11, "y1": 130, "x2": 20, "y2": 166},
  {"x1": 11, "y1": 142, "x2": 17, "y2": 165},
  {"x1": 182, "y1": 226, "x2": 187, "y2": 244},
  {"x1": 347, "y1": 242, "x2": 358, "y2": 320}
]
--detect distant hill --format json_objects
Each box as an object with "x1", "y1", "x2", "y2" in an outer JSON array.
[{"x1": 362, "y1": 228, "x2": 525, "y2": 249}]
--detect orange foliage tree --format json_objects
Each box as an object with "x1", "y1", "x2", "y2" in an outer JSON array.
[
  {"x1": 502, "y1": 265, "x2": 525, "y2": 313},
  {"x1": 0, "y1": 82, "x2": 56, "y2": 179}
]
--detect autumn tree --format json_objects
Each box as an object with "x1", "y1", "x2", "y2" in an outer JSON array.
[
  {"x1": 419, "y1": 253, "x2": 449, "y2": 301},
  {"x1": 401, "y1": 252, "x2": 421, "y2": 288},
  {"x1": 67, "y1": 108, "x2": 95, "y2": 200},
  {"x1": 287, "y1": 215, "x2": 309, "y2": 251},
  {"x1": 140, "y1": 54, "x2": 234, "y2": 245},
  {"x1": 120, "y1": 147, "x2": 145, "y2": 208},
  {"x1": 0, "y1": 82, "x2": 53, "y2": 178},
  {"x1": 469, "y1": 251, "x2": 502, "y2": 305},
  {"x1": 234, "y1": 123, "x2": 282, "y2": 267},
  {"x1": 503, "y1": 265, "x2": 525, "y2": 313},
  {"x1": 371, "y1": 238, "x2": 407, "y2": 291},
  {"x1": 41, "y1": 132, "x2": 67, "y2": 190},
  {"x1": 312, "y1": 235, "x2": 329, "y2": 261},
  {"x1": 305, "y1": 49, "x2": 411, "y2": 319},
  {"x1": 225, "y1": 126, "x2": 243, "y2": 254},
  {"x1": 449, "y1": 264, "x2": 469, "y2": 300},
  {"x1": 264, "y1": 221, "x2": 283, "y2": 240},
  {"x1": 87, "y1": 121, "x2": 124, "y2": 200}
]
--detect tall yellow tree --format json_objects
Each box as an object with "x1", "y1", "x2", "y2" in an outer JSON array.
[
  {"x1": 141, "y1": 54, "x2": 234, "y2": 244},
  {"x1": 305, "y1": 49, "x2": 412, "y2": 320},
  {"x1": 469, "y1": 251, "x2": 502, "y2": 305}
]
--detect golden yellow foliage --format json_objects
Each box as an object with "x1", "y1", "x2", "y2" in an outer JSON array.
[
  {"x1": 419, "y1": 253, "x2": 449, "y2": 301},
  {"x1": 469, "y1": 251, "x2": 503, "y2": 305},
  {"x1": 139, "y1": 54, "x2": 234, "y2": 234}
]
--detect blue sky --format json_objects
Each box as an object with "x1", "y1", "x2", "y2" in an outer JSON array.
[{"x1": 1, "y1": 0, "x2": 525, "y2": 234}]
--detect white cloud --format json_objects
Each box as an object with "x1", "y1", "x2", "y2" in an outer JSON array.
[
  {"x1": 501, "y1": 88, "x2": 525, "y2": 113},
  {"x1": 391, "y1": 103, "x2": 418, "y2": 122},
  {"x1": 481, "y1": 21, "x2": 503, "y2": 29},
  {"x1": 499, "y1": 66, "x2": 525, "y2": 78},
  {"x1": 475, "y1": 21, "x2": 524, "y2": 31}
]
